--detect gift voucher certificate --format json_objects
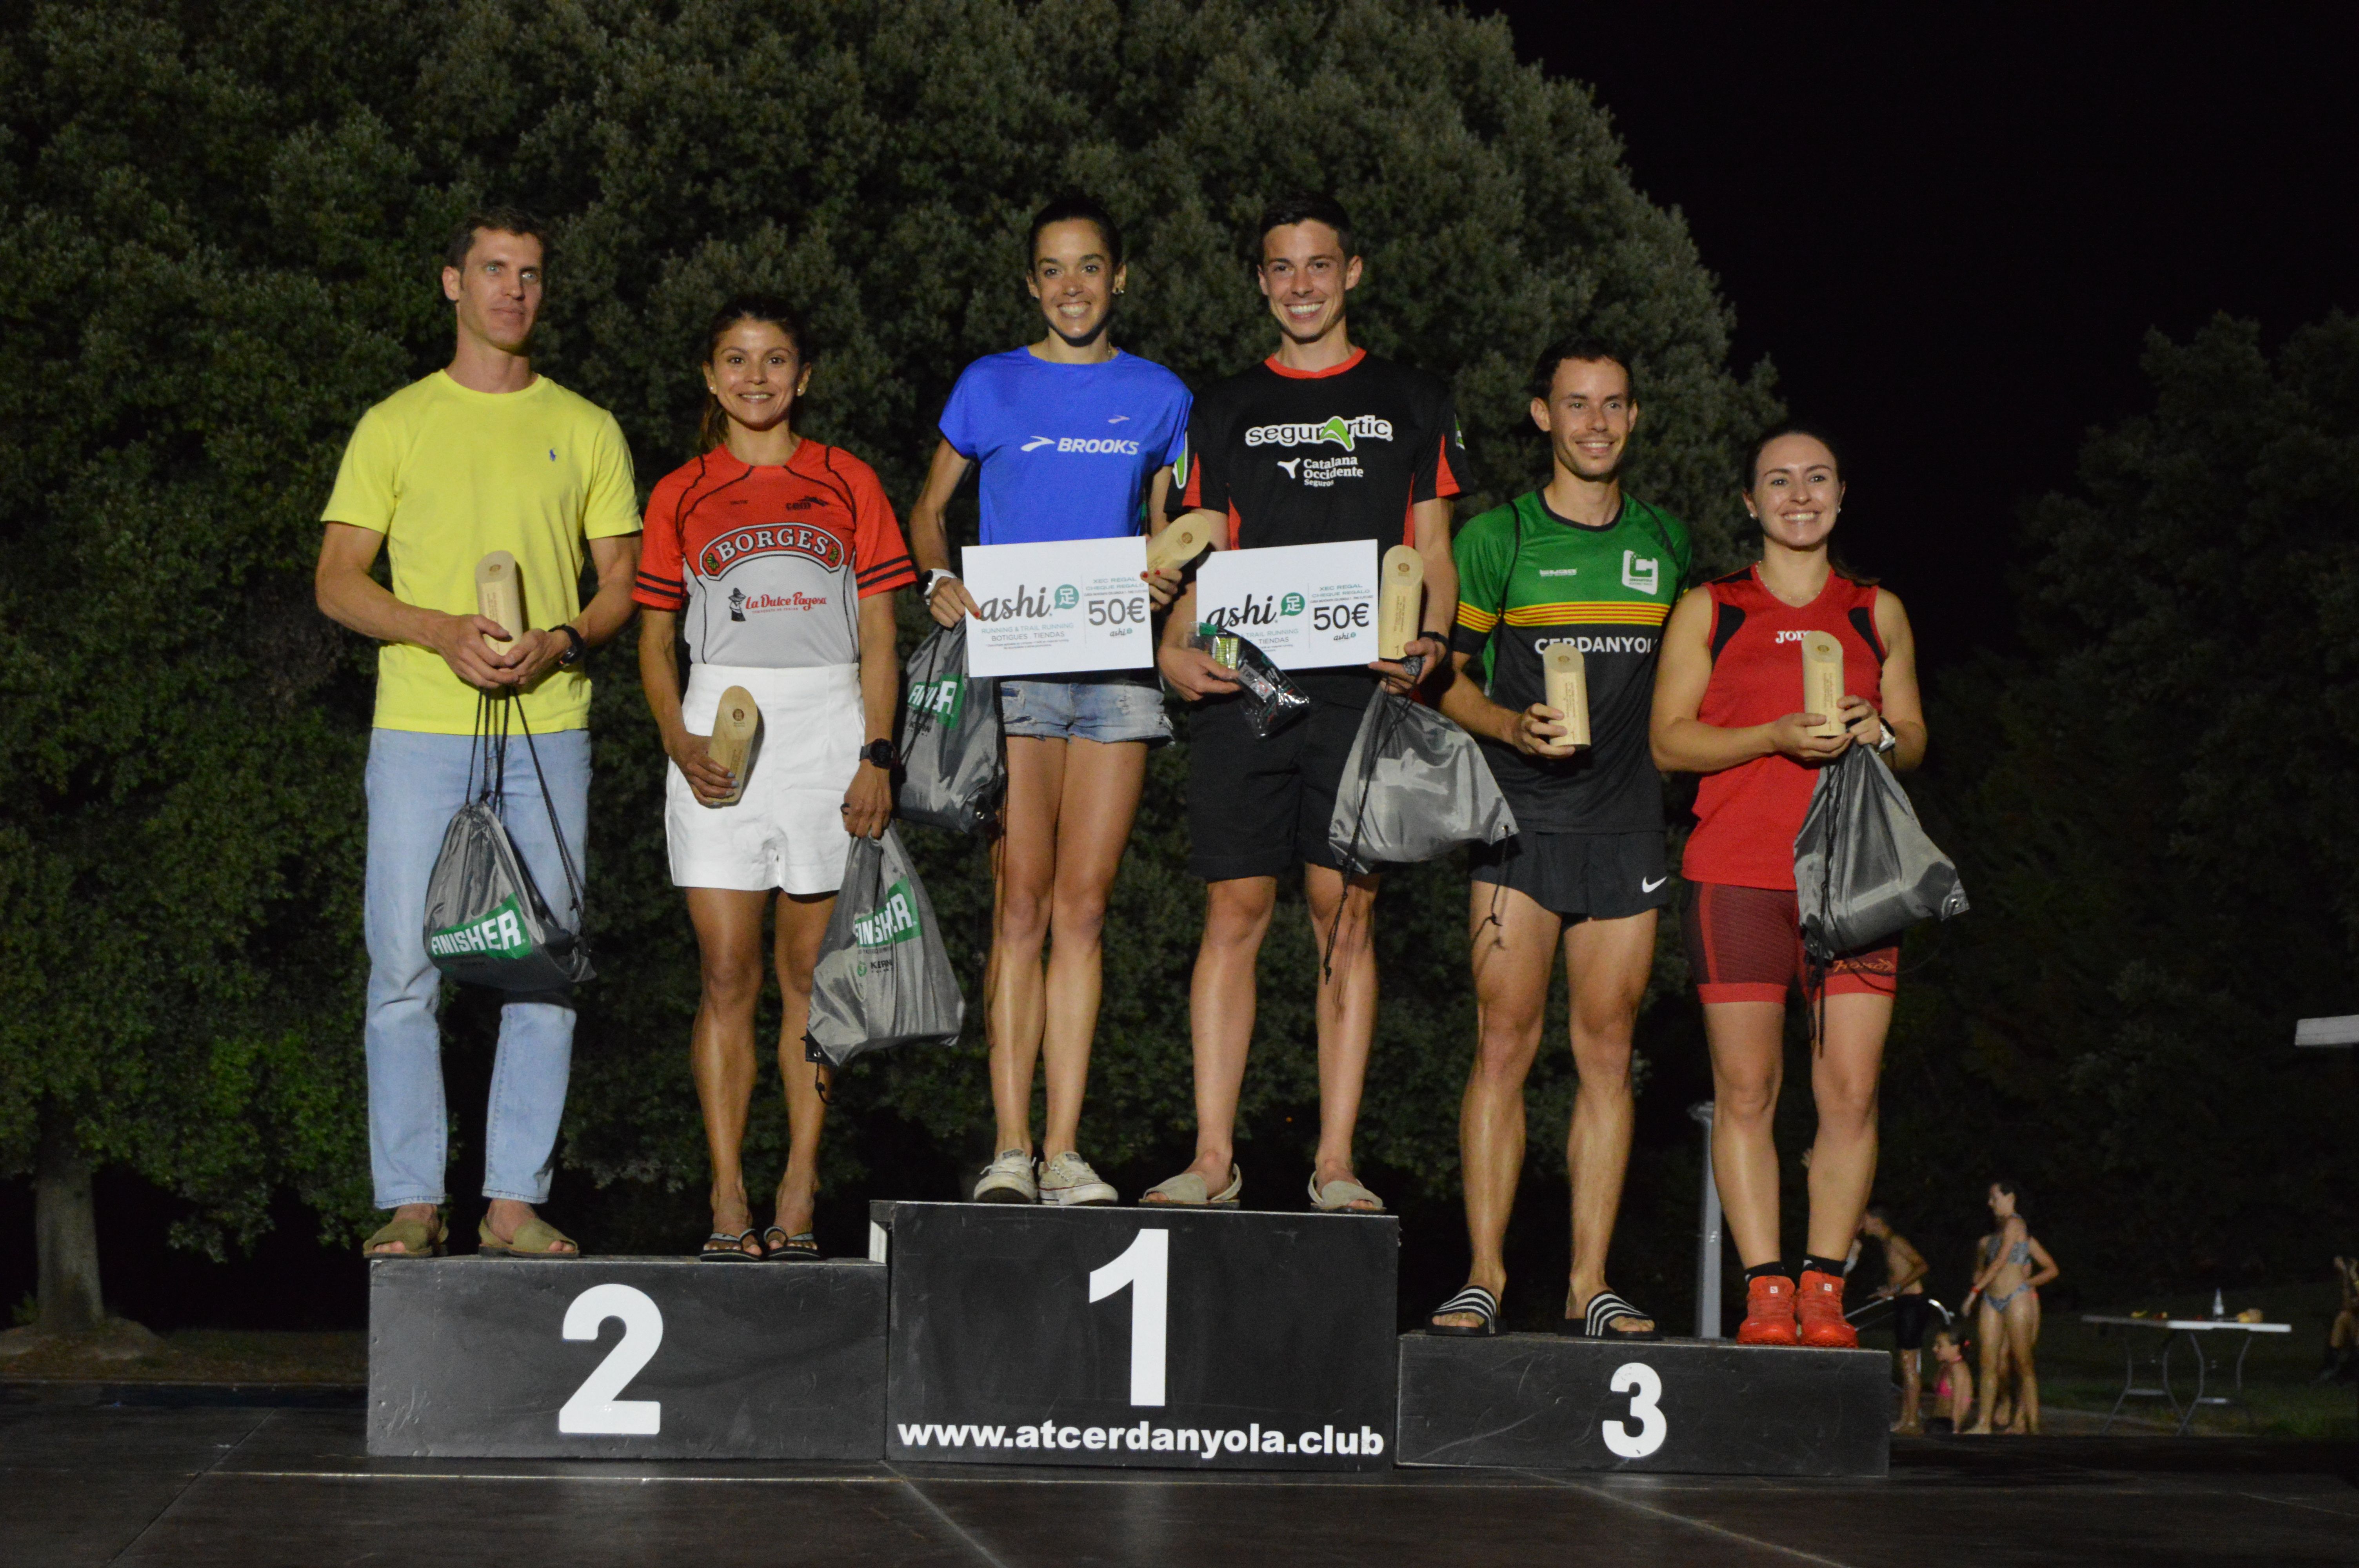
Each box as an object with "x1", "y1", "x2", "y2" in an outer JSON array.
[
  {"x1": 1194, "y1": 540, "x2": 1379, "y2": 670},
  {"x1": 961, "y1": 537, "x2": 1154, "y2": 678}
]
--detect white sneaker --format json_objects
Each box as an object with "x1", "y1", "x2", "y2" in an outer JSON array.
[
  {"x1": 972, "y1": 1149, "x2": 1037, "y2": 1204},
  {"x1": 1037, "y1": 1151, "x2": 1118, "y2": 1207}
]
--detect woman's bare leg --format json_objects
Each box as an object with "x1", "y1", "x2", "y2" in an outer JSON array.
[
  {"x1": 1039, "y1": 738, "x2": 1146, "y2": 1156},
  {"x1": 687, "y1": 887, "x2": 772, "y2": 1256},
  {"x1": 1702, "y1": 1001, "x2": 1788, "y2": 1268},
  {"x1": 2006, "y1": 1290, "x2": 2043, "y2": 1433},
  {"x1": 772, "y1": 889, "x2": 836, "y2": 1236},
  {"x1": 986, "y1": 737, "x2": 1065, "y2": 1156},
  {"x1": 1967, "y1": 1302, "x2": 2005, "y2": 1433},
  {"x1": 1804, "y1": 990, "x2": 1893, "y2": 1260}
]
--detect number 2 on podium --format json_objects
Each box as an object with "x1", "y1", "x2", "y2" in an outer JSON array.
[
  {"x1": 1089, "y1": 1229, "x2": 1169, "y2": 1406},
  {"x1": 558, "y1": 1283, "x2": 663, "y2": 1435}
]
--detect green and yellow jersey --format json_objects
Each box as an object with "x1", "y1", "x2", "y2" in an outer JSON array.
[{"x1": 1450, "y1": 491, "x2": 1691, "y2": 832}]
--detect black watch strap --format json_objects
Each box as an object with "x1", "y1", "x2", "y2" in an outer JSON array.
[
  {"x1": 556, "y1": 624, "x2": 587, "y2": 666},
  {"x1": 860, "y1": 739, "x2": 897, "y2": 769}
]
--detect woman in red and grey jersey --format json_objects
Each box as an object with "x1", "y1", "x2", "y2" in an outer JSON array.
[
  {"x1": 636, "y1": 296, "x2": 915, "y2": 1262},
  {"x1": 1650, "y1": 427, "x2": 1926, "y2": 1348}
]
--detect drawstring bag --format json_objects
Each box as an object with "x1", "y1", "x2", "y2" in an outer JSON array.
[
  {"x1": 1188, "y1": 623, "x2": 1310, "y2": 739},
  {"x1": 896, "y1": 619, "x2": 1004, "y2": 833},
  {"x1": 1793, "y1": 743, "x2": 1969, "y2": 962},
  {"x1": 1326, "y1": 685, "x2": 1519, "y2": 877},
  {"x1": 421, "y1": 693, "x2": 594, "y2": 991},
  {"x1": 802, "y1": 825, "x2": 965, "y2": 1070}
]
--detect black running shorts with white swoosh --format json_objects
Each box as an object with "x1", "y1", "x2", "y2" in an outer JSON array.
[{"x1": 1468, "y1": 829, "x2": 1670, "y2": 922}]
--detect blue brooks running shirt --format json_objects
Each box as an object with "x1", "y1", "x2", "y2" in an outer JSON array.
[{"x1": 938, "y1": 348, "x2": 1192, "y2": 545}]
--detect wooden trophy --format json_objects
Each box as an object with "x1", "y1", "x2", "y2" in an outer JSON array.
[
  {"x1": 475, "y1": 551, "x2": 524, "y2": 656},
  {"x1": 1379, "y1": 545, "x2": 1425, "y2": 662},
  {"x1": 1800, "y1": 632, "x2": 1846, "y2": 739},
  {"x1": 704, "y1": 686, "x2": 761, "y2": 808},
  {"x1": 1145, "y1": 515, "x2": 1215, "y2": 575},
  {"x1": 1541, "y1": 643, "x2": 1590, "y2": 753}
]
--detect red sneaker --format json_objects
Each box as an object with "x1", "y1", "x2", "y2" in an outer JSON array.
[
  {"x1": 1797, "y1": 1269, "x2": 1859, "y2": 1348},
  {"x1": 1737, "y1": 1273, "x2": 1799, "y2": 1346}
]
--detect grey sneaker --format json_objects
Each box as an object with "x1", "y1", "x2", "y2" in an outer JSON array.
[
  {"x1": 1037, "y1": 1151, "x2": 1119, "y2": 1207},
  {"x1": 972, "y1": 1148, "x2": 1037, "y2": 1204}
]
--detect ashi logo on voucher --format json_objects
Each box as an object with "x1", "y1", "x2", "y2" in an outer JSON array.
[
  {"x1": 974, "y1": 583, "x2": 1081, "y2": 620},
  {"x1": 1204, "y1": 592, "x2": 1307, "y2": 628},
  {"x1": 699, "y1": 523, "x2": 845, "y2": 576}
]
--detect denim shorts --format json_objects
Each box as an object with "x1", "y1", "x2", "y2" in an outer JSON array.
[{"x1": 1000, "y1": 673, "x2": 1172, "y2": 745}]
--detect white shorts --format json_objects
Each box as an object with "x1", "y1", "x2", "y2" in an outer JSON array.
[{"x1": 666, "y1": 662, "x2": 863, "y2": 895}]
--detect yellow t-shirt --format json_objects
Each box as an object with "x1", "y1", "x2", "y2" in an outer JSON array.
[{"x1": 322, "y1": 371, "x2": 643, "y2": 733}]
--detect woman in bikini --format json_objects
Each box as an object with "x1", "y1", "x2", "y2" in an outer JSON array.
[
  {"x1": 1929, "y1": 1326, "x2": 1975, "y2": 1433},
  {"x1": 1963, "y1": 1178, "x2": 2058, "y2": 1433},
  {"x1": 1650, "y1": 426, "x2": 1926, "y2": 1348}
]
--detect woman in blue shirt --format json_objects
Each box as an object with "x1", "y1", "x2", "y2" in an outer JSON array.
[{"x1": 909, "y1": 195, "x2": 1190, "y2": 1207}]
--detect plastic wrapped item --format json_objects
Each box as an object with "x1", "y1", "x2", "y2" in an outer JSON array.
[
  {"x1": 1326, "y1": 686, "x2": 1518, "y2": 875},
  {"x1": 801, "y1": 825, "x2": 965, "y2": 1070},
  {"x1": 1793, "y1": 744, "x2": 1969, "y2": 962},
  {"x1": 1189, "y1": 622, "x2": 1310, "y2": 739},
  {"x1": 421, "y1": 695, "x2": 593, "y2": 991},
  {"x1": 896, "y1": 619, "x2": 1004, "y2": 833}
]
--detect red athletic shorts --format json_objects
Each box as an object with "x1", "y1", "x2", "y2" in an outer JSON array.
[{"x1": 1681, "y1": 882, "x2": 1899, "y2": 1005}]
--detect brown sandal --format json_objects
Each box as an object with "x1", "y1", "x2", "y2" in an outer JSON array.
[
  {"x1": 476, "y1": 1215, "x2": 580, "y2": 1258},
  {"x1": 361, "y1": 1211, "x2": 445, "y2": 1258}
]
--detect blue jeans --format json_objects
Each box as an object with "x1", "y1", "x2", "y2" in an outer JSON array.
[{"x1": 364, "y1": 726, "x2": 592, "y2": 1208}]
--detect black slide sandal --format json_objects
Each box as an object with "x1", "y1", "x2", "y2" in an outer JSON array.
[
  {"x1": 1427, "y1": 1285, "x2": 1501, "y2": 1336},
  {"x1": 1561, "y1": 1290, "x2": 1662, "y2": 1340},
  {"x1": 700, "y1": 1229, "x2": 760, "y2": 1262}
]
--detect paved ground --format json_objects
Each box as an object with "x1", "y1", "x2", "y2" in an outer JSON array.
[{"x1": 4, "y1": 1393, "x2": 2353, "y2": 1567}]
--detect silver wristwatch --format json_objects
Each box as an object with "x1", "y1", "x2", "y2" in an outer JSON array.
[
  {"x1": 1874, "y1": 720, "x2": 1898, "y2": 755},
  {"x1": 922, "y1": 568, "x2": 959, "y2": 600}
]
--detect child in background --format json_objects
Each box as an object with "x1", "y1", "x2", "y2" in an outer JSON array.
[{"x1": 1930, "y1": 1327, "x2": 1974, "y2": 1433}]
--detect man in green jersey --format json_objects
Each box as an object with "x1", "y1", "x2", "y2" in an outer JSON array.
[{"x1": 1427, "y1": 341, "x2": 1689, "y2": 1338}]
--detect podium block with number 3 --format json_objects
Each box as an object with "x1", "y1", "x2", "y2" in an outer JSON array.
[{"x1": 880, "y1": 1202, "x2": 1398, "y2": 1470}]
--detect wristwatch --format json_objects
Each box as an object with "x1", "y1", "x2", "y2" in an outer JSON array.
[
  {"x1": 1874, "y1": 720, "x2": 1898, "y2": 754},
  {"x1": 922, "y1": 568, "x2": 959, "y2": 601},
  {"x1": 859, "y1": 739, "x2": 898, "y2": 769},
  {"x1": 555, "y1": 624, "x2": 587, "y2": 667}
]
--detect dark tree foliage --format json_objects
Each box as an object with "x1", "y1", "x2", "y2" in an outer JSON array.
[
  {"x1": 1890, "y1": 314, "x2": 2359, "y2": 1290},
  {"x1": 0, "y1": 0, "x2": 1777, "y2": 1279}
]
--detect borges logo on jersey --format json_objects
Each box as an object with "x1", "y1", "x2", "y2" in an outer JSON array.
[
  {"x1": 1244, "y1": 414, "x2": 1394, "y2": 451},
  {"x1": 699, "y1": 523, "x2": 844, "y2": 577}
]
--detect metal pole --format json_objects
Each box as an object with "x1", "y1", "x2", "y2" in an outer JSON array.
[{"x1": 1690, "y1": 1101, "x2": 1722, "y2": 1339}]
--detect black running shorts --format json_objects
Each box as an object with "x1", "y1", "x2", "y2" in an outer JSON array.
[
  {"x1": 1892, "y1": 1293, "x2": 1932, "y2": 1351},
  {"x1": 1185, "y1": 690, "x2": 1369, "y2": 881},
  {"x1": 1469, "y1": 830, "x2": 1670, "y2": 922}
]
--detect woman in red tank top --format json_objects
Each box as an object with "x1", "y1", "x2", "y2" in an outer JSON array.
[{"x1": 1649, "y1": 428, "x2": 1926, "y2": 1349}]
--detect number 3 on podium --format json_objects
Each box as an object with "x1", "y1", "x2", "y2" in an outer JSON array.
[
  {"x1": 1602, "y1": 1361, "x2": 1667, "y2": 1458},
  {"x1": 1089, "y1": 1229, "x2": 1169, "y2": 1407}
]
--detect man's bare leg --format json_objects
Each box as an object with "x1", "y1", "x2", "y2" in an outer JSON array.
[
  {"x1": 1303, "y1": 863, "x2": 1381, "y2": 1204},
  {"x1": 1895, "y1": 1346, "x2": 1923, "y2": 1433},
  {"x1": 1145, "y1": 875, "x2": 1275, "y2": 1198},
  {"x1": 1434, "y1": 885, "x2": 1558, "y2": 1327},
  {"x1": 1563, "y1": 909, "x2": 1656, "y2": 1330}
]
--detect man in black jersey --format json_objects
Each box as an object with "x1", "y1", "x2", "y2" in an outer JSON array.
[
  {"x1": 1425, "y1": 344, "x2": 1688, "y2": 1338},
  {"x1": 1144, "y1": 192, "x2": 1462, "y2": 1213}
]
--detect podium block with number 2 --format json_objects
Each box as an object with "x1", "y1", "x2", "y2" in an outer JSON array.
[{"x1": 880, "y1": 1202, "x2": 1398, "y2": 1470}]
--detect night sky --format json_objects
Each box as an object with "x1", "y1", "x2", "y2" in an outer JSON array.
[{"x1": 1486, "y1": 3, "x2": 2359, "y2": 671}]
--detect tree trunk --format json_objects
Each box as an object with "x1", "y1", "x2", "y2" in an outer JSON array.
[{"x1": 36, "y1": 1107, "x2": 103, "y2": 1334}]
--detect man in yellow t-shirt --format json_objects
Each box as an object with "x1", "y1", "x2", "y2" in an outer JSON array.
[{"x1": 316, "y1": 207, "x2": 642, "y2": 1261}]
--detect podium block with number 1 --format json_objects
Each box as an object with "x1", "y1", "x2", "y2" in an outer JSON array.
[{"x1": 878, "y1": 1201, "x2": 1398, "y2": 1470}]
